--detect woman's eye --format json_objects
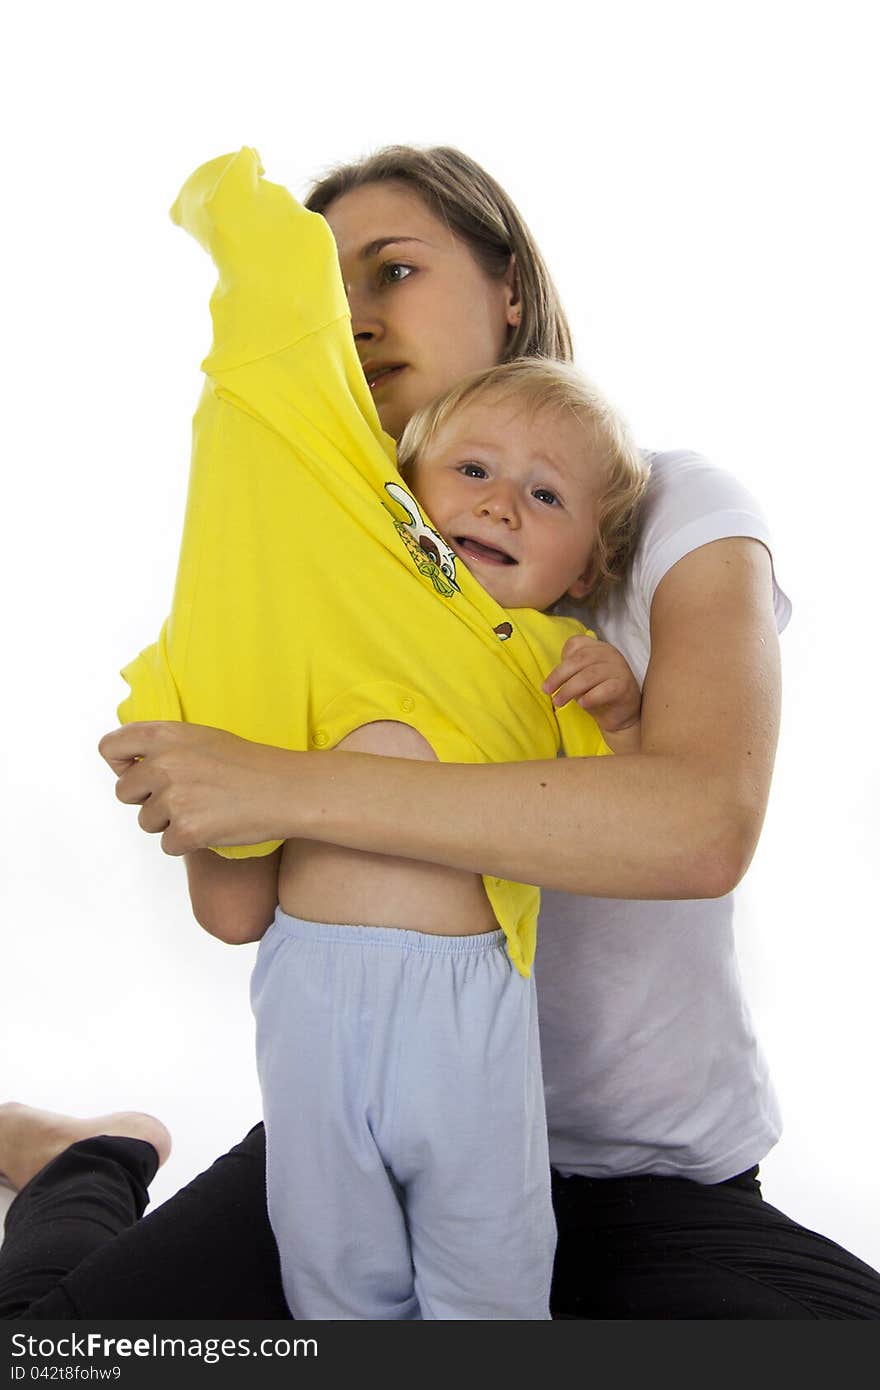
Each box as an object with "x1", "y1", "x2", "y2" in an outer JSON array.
[
  {"x1": 533, "y1": 488, "x2": 560, "y2": 507},
  {"x1": 460, "y1": 464, "x2": 488, "y2": 479},
  {"x1": 379, "y1": 262, "x2": 414, "y2": 285}
]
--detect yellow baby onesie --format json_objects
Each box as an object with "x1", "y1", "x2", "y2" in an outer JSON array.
[{"x1": 119, "y1": 149, "x2": 610, "y2": 976}]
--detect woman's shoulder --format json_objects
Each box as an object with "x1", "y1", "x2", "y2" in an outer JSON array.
[
  {"x1": 565, "y1": 449, "x2": 791, "y2": 675},
  {"x1": 634, "y1": 448, "x2": 783, "y2": 594},
  {"x1": 639, "y1": 448, "x2": 771, "y2": 528}
]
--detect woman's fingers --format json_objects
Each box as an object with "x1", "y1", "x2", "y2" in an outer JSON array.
[
  {"x1": 160, "y1": 822, "x2": 191, "y2": 857},
  {"x1": 98, "y1": 722, "x2": 174, "y2": 773},
  {"x1": 114, "y1": 760, "x2": 162, "y2": 806},
  {"x1": 97, "y1": 720, "x2": 293, "y2": 853},
  {"x1": 101, "y1": 723, "x2": 177, "y2": 832},
  {"x1": 138, "y1": 798, "x2": 171, "y2": 836}
]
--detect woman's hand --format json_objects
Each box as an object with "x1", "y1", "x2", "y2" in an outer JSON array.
[{"x1": 98, "y1": 721, "x2": 300, "y2": 855}]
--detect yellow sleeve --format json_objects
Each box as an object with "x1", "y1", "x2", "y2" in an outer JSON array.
[
  {"x1": 170, "y1": 148, "x2": 345, "y2": 365},
  {"x1": 118, "y1": 149, "x2": 400, "y2": 860},
  {"x1": 172, "y1": 148, "x2": 396, "y2": 480}
]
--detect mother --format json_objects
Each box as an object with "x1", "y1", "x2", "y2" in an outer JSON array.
[{"x1": 2, "y1": 146, "x2": 879, "y2": 1319}]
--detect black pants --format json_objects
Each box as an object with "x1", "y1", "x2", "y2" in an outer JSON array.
[{"x1": 2, "y1": 1125, "x2": 879, "y2": 1320}]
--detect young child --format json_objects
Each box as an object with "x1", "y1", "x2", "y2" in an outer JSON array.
[{"x1": 119, "y1": 149, "x2": 648, "y2": 1319}]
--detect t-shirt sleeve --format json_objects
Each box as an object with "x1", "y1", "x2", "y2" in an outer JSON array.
[
  {"x1": 171, "y1": 148, "x2": 397, "y2": 482},
  {"x1": 118, "y1": 149, "x2": 394, "y2": 862},
  {"x1": 632, "y1": 451, "x2": 792, "y2": 635},
  {"x1": 171, "y1": 148, "x2": 345, "y2": 365}
]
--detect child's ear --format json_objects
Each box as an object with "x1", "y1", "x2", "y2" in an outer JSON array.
[{"x1": 566, "y1": 560, "x2": 594, "y2": 601}]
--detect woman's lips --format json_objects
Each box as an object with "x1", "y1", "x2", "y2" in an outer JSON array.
[
  {"x1": 455, "y1": 536, "x2": 517, "y2": 566},
  {"x1": 365, "y1": 364, "x2": 406, "y2": 392}
]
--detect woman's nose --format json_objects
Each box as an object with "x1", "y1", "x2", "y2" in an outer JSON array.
[{"x1": 347, "y1": 286, "x2": 384, "y2": 345}]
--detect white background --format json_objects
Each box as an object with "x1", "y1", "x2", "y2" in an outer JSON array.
[{"x1": 2, "y1": 1, "x2": 879, "y2": 1279}]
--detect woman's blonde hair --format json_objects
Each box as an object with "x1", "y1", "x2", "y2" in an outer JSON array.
[
  {"x1": 305, "y1": 146, "x2": 573, "y2": 364},
  {"x1": 397, "y1": 359, "x2": 649, "y2": 607}
]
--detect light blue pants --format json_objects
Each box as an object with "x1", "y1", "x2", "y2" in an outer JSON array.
[{"x1": 251, "y1": 909, "x2": 555, "y2": 1320}]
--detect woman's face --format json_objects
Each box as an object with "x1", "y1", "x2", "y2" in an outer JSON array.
[{"x1": 324, "y1": 182, "x2": 520, "y2": 440}]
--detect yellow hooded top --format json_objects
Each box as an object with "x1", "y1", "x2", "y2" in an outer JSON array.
[{"x1": 119, "y1": 149, "x2": 610, "y2": 976}]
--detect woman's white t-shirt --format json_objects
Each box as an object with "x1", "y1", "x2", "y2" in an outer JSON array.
[{"x1": 542, "y1": 449, "x2": 792, "y2": 1184}]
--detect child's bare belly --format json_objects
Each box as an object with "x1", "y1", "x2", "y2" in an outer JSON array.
[{"x1": 278, "y1": 722, "x2": 498, "y2": 935}]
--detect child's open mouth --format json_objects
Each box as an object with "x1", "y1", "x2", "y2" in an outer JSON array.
[{"x1": 455, "y1": 536, "x2": 517, "y2": 566}]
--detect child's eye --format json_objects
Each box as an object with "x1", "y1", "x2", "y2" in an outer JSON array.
[
  {"x1": 460, "y1": 463, "x2": 488, "y2": 479},
  {"x1": 533, "y1": 488, "x2": 560, "y2": 507},
  {"x1": 379, "y1": 262, "x2": 414, "y2": 286}
]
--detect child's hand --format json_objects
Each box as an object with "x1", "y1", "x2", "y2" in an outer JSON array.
[{"x1": 542, "y1": 634, "x2": 641, "y2": 738}]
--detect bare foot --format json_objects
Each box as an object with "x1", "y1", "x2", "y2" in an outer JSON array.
[{"x1": 0, "y1": 1102, "x2": 172, "y2": 1192}]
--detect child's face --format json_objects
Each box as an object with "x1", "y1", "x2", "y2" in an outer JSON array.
[
  {"x1": 324, "y1": 183, "x2": 518, "y2": 441},
  {"x1": 408, "y1": 396, "x2": 599, "y2": 612}
]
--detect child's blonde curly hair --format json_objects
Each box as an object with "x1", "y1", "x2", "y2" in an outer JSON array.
[{"x1": 397, "y1": 359, "x2": 649, "y2": 607}]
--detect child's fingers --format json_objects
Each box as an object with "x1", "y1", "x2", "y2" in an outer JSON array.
[
  {"x1": 542, "y1": 634, "x2": 597, "y2": 691},
  {"x1": 542, "y1": 651, "x2": 610, "y2": 695},
  {"x1": 548, "y1": 670, "x2": 609, "y2": 708},
  {"x1": 544, "y1": 657, "x2": 621, "y2": 700},
  {"x1": 542, "y1": 663, "x2": 569, "y2": 695},
  {"x1": 542, "y1": 664, "x2": 584, "y2": 701},
  {"x1": 575, "y1": 678, "x2": 627, "y2": 713},
  {"x1": 552, "y1": 670, "x2": 634, "y2": 711}
]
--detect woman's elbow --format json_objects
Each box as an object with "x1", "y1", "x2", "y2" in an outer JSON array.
[
  {"x1": 686, "y1": 846, "x2": 749, "y2": 901},
  {"x1": 687, "y1": 797, "x2": 765, "y2": 899}
]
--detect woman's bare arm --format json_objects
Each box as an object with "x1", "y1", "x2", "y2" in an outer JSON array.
[
  {"x1": 101, "y1": 537, "x2": 781, "y2": 901},
  {"x1": 291, "y1": 537, "x2": 781, "y2": 897}
]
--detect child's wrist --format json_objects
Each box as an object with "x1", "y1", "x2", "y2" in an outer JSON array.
[
  {"x1": 600, "y1": 721, "x2": 641, "y2": 755},
  {"x1": 595, "y1": 713, "x2": 641, "y2": 735}
]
